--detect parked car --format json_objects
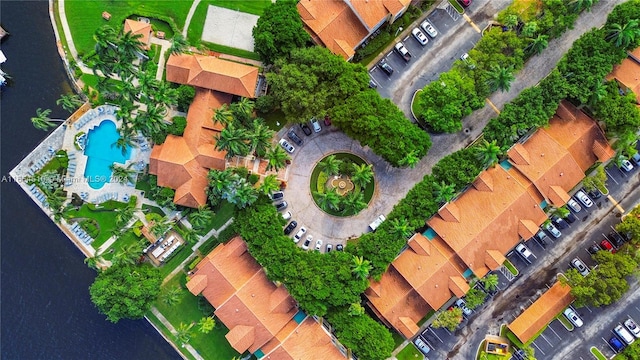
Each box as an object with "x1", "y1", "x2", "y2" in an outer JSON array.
[
  {"x1": 515, "y1": 243, "x2": 534, "y2": 263},
  {"x1": 544, "y1": 222, "x2": 562, "y2": 238},
  {"x1": 368, "y1": 79, "x2": 378, "y2": 89},
  {"x1": 411, "y1": 28, "x2": 429, "y2": 46},
  {"x1": 270, "y1": 191, "x2": 284, "y2": 201},
  {"x1": 379, "y1": 58, "x2": 394, "y2": 75},
  {"x1": 600, "y1": 239, "x2": 616, "y2": 253},
  {"x1": 420, "y1": 20, "x2": 438, "y2": 38},
  {"x1": 299, "y1": 123, "x2": 312, "y2": 136},
  {"x1": 279, "y1": 138, "x2": 295, "y2": 153},
  {"x1": 284, "y1": 220, "x2": 298, "y2": 235},
  {"x1": 574, "y1": 190, "x2": 593, "y2": 208},
  {"x1": 310, "y1": 117, "x2": 321, "y2": 133},
  {"x1": 535, "y1": 231, "x2": 548, "y2": 245},
  {"x1": 609, "y1": 231, "x2": 625, "y2": 247},
  {"x1": 323, "y1": 114, "x2": 331, "y2": 126},
  {"x1": 369, "y1": 214, "x2": 386, "y2": 231},
  {"x1": 567, "y1": 199, "x2": 582, "y2": 213},
  {"x1": 615, "y1": 324, "x2": 636, "y2": 345},
  {"x1": 457, "y1": 0, "x2": 472, "y2": 7},
  {"x1": 293, "y1": 227, "x2": 307, "y2": 243},
  {"x1": 632, "y1": 153, "x2": 640, "y2": 166},
  {"x1": 414, "y1": 337, "x2": 431, "y2": 355},
  {"x1": 571, "y1": 258, "x2": 590, "y2": 276},
  {"x1": 287, "y1": 129, "x2": 303, "y2": 146},
  {"x1": 455, "y1": 299, "x2": 472, "y2": 316},
  {"x1": 326, "y1": 244, "x2": 333, "y2": 253},
  {"x1": 587, "y1": 188, "x2": 602, "y2": 199},
  {"x1": 624, "y1": 319, "x2": 640, "y2": 338},
  {"x1": 621, "y1": 159, "x2": 634, "y2": 172},
  {"x1": 609, "y1": 336, "x2": 625, "y2": 353},
  {"x1": 551, "y1": 216, "x2": 569, "y2": 230},
  {"x1": 587, "y1": 244, "x2": 602, "y2": 255},
  {"x1": 563, "y1": 308, "x2": 583, "y2": 328},
  {"x1": 394, "y1": 42, "x2": 412, "y2": 62},
  {"x1": 314, "y1": 239, "x2": 323, "y2": 251},
  {"x1": 565, "y1": 212, "x2": 577, "y2": 223},
  {"x1": 336, "y1": 244, "x2": 344, "y2": 251},
  {"x1": 302, "y1": 235, "x2": 313, "y2": 250},
  {"x1": 460, "y1": 53, "x2": 475, "y2": 69},
  {"x1": 282, "y1": 211, "x2": 292, "y2": 221},
  {"x1": 275, "y1": 201, "x2": 288, "y2": 211}
]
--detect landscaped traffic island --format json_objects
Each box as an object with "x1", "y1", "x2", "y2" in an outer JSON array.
[{"x1": 310, "y1": 153, "x2": 374, "y2": 216}]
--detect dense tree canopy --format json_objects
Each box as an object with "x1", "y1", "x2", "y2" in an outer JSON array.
[
  {"x1": 594, "y1": 81, "x2": 640, "y2": 135},
  {"x1": 327, "y1": 307, "x2": 395, "y2": 360},
  {"x1": 617, "y1": 206, "x2": 640, "y2": 245},
  {"x1": 252, "y1": 0, "x2": 310, "y2": 64},
  {"x1": 431, "y1": 148, "x2": 484, "y2": 191},
  {"x1": 89, "y1": 264, "x2": 162, "y2": 323}
]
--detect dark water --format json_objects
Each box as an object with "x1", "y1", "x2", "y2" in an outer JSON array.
[{"x1": 0, "y1": 2, "x2": 179, "y2": 359}]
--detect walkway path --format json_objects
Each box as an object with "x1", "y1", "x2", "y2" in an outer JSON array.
[
  {"x1": 149, "y1": 308, "x2": 204, "y2": 360},
  {"x1": 182, "y1": 0, "x2": 200, "y2": 38}
]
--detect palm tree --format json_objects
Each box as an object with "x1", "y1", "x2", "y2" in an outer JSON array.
[
  {"x1": 265, "y1": 145, "x2": 290, "y2": 172},
  {"x1": 169, "y1": 34, "x2": 189, "y2": 55},
  {"x1": 84, "y1": 251, "x2": 105, "y2": 271},
  {"x1": 57, "y1": 93, "x2": 84, "y2": 113},
  {"x1": 526, "y1": 34, "x2": 549, "y2": 56},
  {"x1": 212, "y1": 104, "x2": 235, "y2": 127},
  {"x1": 351, "y1": 163, "x2": 374, "y2": 188},
  {"x1": 606, "y1": 19, "x2": 640, "y2": 49},
  {"x1": 115, "y1": 206, "x2": 135, "y2": 228},
  {"x1": 348, "y1": 303, "x2": 365, "y2": 316},
  {"x1": 389, "y1": 218, "x2": 412, "y2": 239},
  {"x1": 259, "y1": 174, "x2": 280, "y2": 196},
  {"x1": 109, "y1": 164, "x2": 137, "y2": 185},
  {"x1": 207, "y1": 168, "x2": 236, "y2": 200},
  {"x1": 249, "y1": 119, "x2": 275, "y2": 157},
  {"x1": 476, "y1": 139, "x2": 502, "y2": 168},
  {"x1": 112, "y1": 128, "x2": 136, "y2": 156},
  {"x1": 351, "y1": 256, "x2": 372, "y2": 280},
  {"x1": 570, "y1": 0, "x2": 596, "y2": 13},
  {"x1": 214, "y1": 124, "x2": 251, "y2": 159},
  {"x1": 190, "y1": 206, "x2": 214, "y2": 231},
  {"x1": 503, "y1": 14, "x2": 518, "y2": 30},
  {"x1": 150, "y1": 217, "x2": 173, "y2": 237},
  {"x1": 113, "y1": 242, "x2": 142, "y2": 265},
  {"x1": 233, "y1": 182, "x2": 259, "y2": 209},
  {"x1": 31, "y1": 108, "x2": 64, "y2": 131},
  {"x1": 118, "y1": 29, "x2": 145, "y2": 60},
  {"x1": 433, "y1": 181, "x2": 456, "y2": 204},
  {"x1": 317, "y1": 155, "x2": 342, "y2": 176},
  {"x1": 340, "y1": 192, "x2": 367, "y2": 215},
  {"x1": 314, "y1": 189, "x2": 341, "y2": 211},
  {"x1": 486, "y1": 65, "x2": 515, "y2": 93},
  {"x1": 521, "y1": 21, "x2": 538, "y2": 38},
  {"x1": 399, "y1": 150, "x2": 420, "y2": 168},
  {"x1": 93, "y1": 25, "x2": 118, "y2": 58},
  {"x1": 551, "y1": 206, "x2": 570, "y2": 219},
  {"x1": 162, "y1": 286, "x2": 183, "y2": 306},
  {"x1": 587, "y1": 80, "x2": 608, "y2": 109},
  {"x1": 197, "y1": 316, "x2": 216, "y2": 334},
  {"x1": 231, "y1": 98, "x2": 254, "y2": 125},
  {"x1": 481, "y1": 274, "x2": 499, "y2": 293},
  {"x1": 181, "y1": 227, "x2": 200, "y2": 244},
  {"x1": 175, "y1": 322, "x2": 194, "y2": 345}
]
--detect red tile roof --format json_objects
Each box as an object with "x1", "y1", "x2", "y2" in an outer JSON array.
[
  {"x1": 123, "y1": 19, "x2": 152, "y2": 50},
  {"x1": 606, "y1": 46, "x2": 640, "y2": 103}
]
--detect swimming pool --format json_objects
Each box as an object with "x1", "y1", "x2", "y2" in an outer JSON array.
[{"x1": 84, "y1": 119, "x2": 131, "y2": 189}]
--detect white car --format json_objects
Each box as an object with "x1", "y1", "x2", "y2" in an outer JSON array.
[
  {"x1": 571, "y1": 257, "x2": 590, "y2": 276},
  {"x1": 394, "y1": 42, "x2": 411, "y2": 62},
  {"x1": 326, "y1": 244, "x2": 333, "y2": 253},
  {"x1": 615, "y1": 324, "x2": 636, "y2": 345},
  {"x1": 369, "y1": 214, "x2": 386, "y2": 231},
  {"x1": 515, "y1": 243, "x2": 533, "y2": 262},
  {"x1": 282, "y1": 211, "x2": 292, "y2": 221},
  {"x1": 414, "y1": 337, "x2": 431, "y2": 355},
  {"x1": 460, "y1": 53, "x2": 475, "y2": 69},
  {"x1": 293, "y1": 227, "x2": 307, "y2": 243},
  {"x1": 567, "y1": 198, "x2": 582, "y2": 213},
  {"x1": 563, "y1": 308, "x2": 583, "y2": 328},
  {"x1": 302, "y1": 235, "x2": 313, "y2": 250},
  {"x1": 574, "y1": 190, "x2": 593, "y2": 208},
  {"x1": 544, "y1": 222, "x2": 562, "y2": 238},
  {"x1": 621, "y1": 159, "x2": 634, "y2": 172},
  {"x1": 420, "y1": 20, "x2": 438, "y2": 38},
  {"x1": 624, "y1": 319, "x2": 640, "y2": 338},
  {"x1": 279, "y1": 138, "x2": 295, "y2": 153},
  {"x1": 455, "y1": 299, "x2": 472, "y2": 316},
  {"x1": 310, "y1": 117, "x2": 321, "y2": 133},
  {"x1": 314, "y1": 239, "x2": 323, "y2": 251},
  {"x1": 411, "y1": 28, "x2": 429, "y2": 46}
]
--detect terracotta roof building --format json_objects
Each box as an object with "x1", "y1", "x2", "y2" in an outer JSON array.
[
  {"x1": 149, "y1": 89, "x2": 231, "y2": 208},
  {"x1": 297, "y1": 0, "x2": 410, "y2": 60},
  {"x1": 166, "y1": 54, "x2": 260, "y2": 98},
  {"x1": 508, "y1": 281, "x2": 574, "y2": 344},
  {"x1": 606, "y1": 46, "x2": 640, "y2": 103},
  {"x1": 187, "y1": 237, "x2": 348, "y2": 359},
  {"x1": 123, "y1": 19, "x2": 152, "y2": 50}
]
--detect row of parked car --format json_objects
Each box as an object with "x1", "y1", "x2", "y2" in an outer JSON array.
[
  {"x1": 609, "y1": 318, "x2": 640, "y2": 353},
  {"x1": 279, "y1": 117, "x2": 331, "y2": 153},
  {"x1": 377, "y1": 20, "x2": 439, "y2": 76}
]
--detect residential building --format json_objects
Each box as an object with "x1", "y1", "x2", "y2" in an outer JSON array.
[
  {"x1": 297, "y1": 0, "x2": 411, "y2": 60},
  {"x1": 365, "y1": 101, "x2": 613, "y2": 338},
  {"x1": 123, "y1": 19, "x2": 152, "y2": 50},
  {"x1": 606, "y1": 46, "x2": 640, "y2": 104},
  {"x1": 508, "y1": 281, "x2": 574, "y2": 344},
  {"x1": 187, "y1": 236, "x2": 348, "y2": 359}
]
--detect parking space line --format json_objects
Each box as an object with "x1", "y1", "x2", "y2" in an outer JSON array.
[
  {"x1": 605, "y1": 168, "x2": 619, "y2": 185},
  {"x1": 540, "y1": 333, "x2": 553, "y2": 347},
  {"x1": 548, "y1": 323, "x2": 563, "y2": 340},
  {"x1": 462, "y1": 14, "x2": 481, "y2": 33},
  {"x1": 607, "y1": 195, "x2": 624, "y2": 213},
  {"x1": 532, "y1": 340, "x2": 546, "y2": 355},
  {"x1": 428, "y1": 327, "x2": 444, "y2": 343},
  {"x1": 583, "y1": 305, "x2": 593, "y2": 313}
]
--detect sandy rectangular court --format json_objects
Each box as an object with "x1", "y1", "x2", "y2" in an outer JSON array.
[{"x1": 201, "y1": 5, "x2": 259, "y2": 52}]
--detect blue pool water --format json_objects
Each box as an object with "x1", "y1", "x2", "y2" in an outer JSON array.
[
  {"x1": 293, "y1": 310, "x2": 307, "y2": 324},
  {"x1": 83, "y1": 119, "x2": 131, "y2": 189}
]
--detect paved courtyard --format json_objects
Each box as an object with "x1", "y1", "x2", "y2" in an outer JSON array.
[{"x1": 201, "y1": 5, "x2": 258, "y2": 52}]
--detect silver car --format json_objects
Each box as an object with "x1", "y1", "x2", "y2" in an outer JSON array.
[
  {"x1": 563, "y1": 308, "x2": 583, "y2": 327},
  {"x1": 420, "y1": 20, "x2": 438, "y2": 38},
  {"x1": 279, "y1": 138, "x2": 295, "y2": 153},
  {"x1": 455, "y1": 299, "x2": 472, "y2": 316},
  {"x1": 411, "y1": 28, "x2": 428, "y2": 46},
  {"x1": 414, "y1": 337, "x2": 431, "y2": 355},
  {"x1": 574, "y1": 190, "x2": 593, "y2": 208},
  {"x1": 544, "y1": 222, "x2": 562, "y2": 238},
  {"x1": 293, "y1": 227, "x2": 307, "y2": 243},
  {"x1": 571, "y1": 258, "x2": 590, "y2": 276},
  {"x1": 567, "y1": 198, "x2": 582, "y2": 213}
]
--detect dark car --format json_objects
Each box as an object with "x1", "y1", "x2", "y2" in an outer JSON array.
[
  {"x1": 565, "y1": 212, "x2": 577, "y2": 224},
  {"x1": 551, "y1": 215, "x2": 569, "y2": 229},
  {"x1": 587, "y1": 244, "x2": 601, "y2": 255},
  {"x1": 457, "y1": 0, "x2": 472, "y2": 7},
  {"x1": 270, "y1": 191, "x2": 284, "y2": 201},
  {"x1": 368, "y1": 79, "x2": 378, "y2": 89},
  {"x1": 587, "y1": 188, "x2": 602, "y2": 199},
  {"x1": 609, "y1": 232, "x2": 625, "y2": 247},
  {"x1": 379, "y1": 58, "x2": 394, "y2": 75},
  {"x1": 287, "y1": 129, "x2": 303, "y2": 146},
  {"x1": 275, "y1": 201, "x2": 288, "y2": 211},
  {"x1": 336, "y1": 244, "x2": 344, "y2": 251},
  {"x1": 609, "y1": 336, "x2": 625, "y2": 353},
  {"x1": 299, "y1": 123, "x2": 312, "y2": 136},
  {"x1": 284, "y1": 221, "x2": 298, "y2": 235}
]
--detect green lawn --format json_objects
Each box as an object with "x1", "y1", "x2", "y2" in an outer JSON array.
[
  {"x1": 159, "y1": 244, "x2": 193, "y2": 279},
  {"x1": 100, "y1": 229, "x2": 144, "y2": 260},
  {"x1": 199, "y1": 41, "x2": 261, "y2": 61},
  {"x1": 64, "y1": 0, "x2": 192, "y2": 56},
  {"x1": 392, "y1": 330, "x2": 405, "y2": 347},
  {"x1": 65, "y1": 200, "x2": 129, "y2": 248},
  {"x1": 142, "y1": 204, "x2": 166, "y2": 217},
  {"x1": 260, "y1": 109, "x2": 287, "y2": 131},
  {"x1": 396, "y1": 343, "x2": 422, "y2": 360},
  {"x1": 503, "y1": 259, "x2": 519, "y2": 276},
  {"x1": 153, "y1": 275, "x2": 240, "y2": 360},
  {"x1": 590, "y1": 346, "x2": 606, "y2": 360},
  {"x1": 556, "y1": 312, "x2": 574, "y2": 331},
  {"x1": 145, "y1": 312, "x2": 197, "y2": 360},
  {"x1": 192, "y1": 200, "x2": 235, "y2": 236},
  {"x1": 186, "y1": 0, "x2": 211, "y2": 44}
]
